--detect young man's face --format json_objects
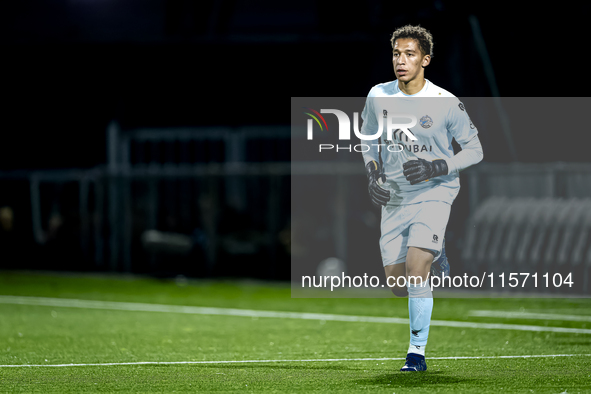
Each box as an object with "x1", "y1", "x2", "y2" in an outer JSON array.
[{"x1": 392, "y1": 38, "x2": 430, "y2": 83}]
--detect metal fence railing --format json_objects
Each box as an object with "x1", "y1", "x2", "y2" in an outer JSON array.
[
  {"x1": 1, "y1": 123, "x2": 292, "y2": 277},
  {"x1": 2, "y1": 122, "x2": 591, "y2": 290},
  {"x1": 462, "y1": 163, "x2": 591, "y2": 293},
  {"x1": 466, "y1": 162, "x2": 591, "y2": 213},
  {"x1": 462, "y1": 197, "x2": 591, "y2": 293}
]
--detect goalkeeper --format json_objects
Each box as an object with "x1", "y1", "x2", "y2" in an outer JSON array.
[{"x1": 361, "y1": 25, "x2": 483, "y2": 372}]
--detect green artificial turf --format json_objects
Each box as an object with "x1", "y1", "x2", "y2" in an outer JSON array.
[{"x1": 0, "y1": 271, "x2": 590, "y2": 393}]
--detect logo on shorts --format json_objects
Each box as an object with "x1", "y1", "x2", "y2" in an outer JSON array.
[
  {"x1": 432, "y1": 234, "x2": 438, "y2": 243},
  {"x1": 419, "y1": 115, "x2": 433, "y2": 128},
  {"x1": 383, "y1": 109, "x2": 388, "y2": 118},
  {"x1": 458, "y1": 102, "x2": 465, "y2": 111}
]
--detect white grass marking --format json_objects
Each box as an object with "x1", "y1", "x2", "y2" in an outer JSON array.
[
  {"x1": 470, "y1": 310, "x2": 591, "y2": 322},
  {"x1": 1, "y1": 354, "x2": 590, "y2": 368},
  {"x1": 1, "y1": 295, "x2": 591, "y2": 335}
]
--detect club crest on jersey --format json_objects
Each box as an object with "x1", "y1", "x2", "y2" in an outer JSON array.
[
  {"x1": 383, "y1": 109, "x2": 388, "y2": 118},
  {"x1": 419, "y1": 115, "x2": 433, "y2": 129}
]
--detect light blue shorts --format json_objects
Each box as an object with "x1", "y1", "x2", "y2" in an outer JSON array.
[{"x1": 380, "y1": 201, "x2": 451, "y2": 266}]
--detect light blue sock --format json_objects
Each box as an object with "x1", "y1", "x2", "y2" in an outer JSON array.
[{"x1": 407, "y1": 278, "x2": 433, "y2": 348}]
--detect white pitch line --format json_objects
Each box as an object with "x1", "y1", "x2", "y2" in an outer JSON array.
[
  {"x1": 1, "y1": 295, "x2": 591, "y2": 334},
  {"x1": 1, "y1": 354, "x2": 590, "y2": 368},
  {"x1": 470, "y1": 310, "x2": 591, "y2": 322}
]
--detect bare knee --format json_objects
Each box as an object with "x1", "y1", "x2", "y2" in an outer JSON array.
[
  {"x1": 406, "y1": 247, "x2": 435, "y2": 282},
  {"x1": 406, "y1": 267, "x2": 427, "y2": 283}
]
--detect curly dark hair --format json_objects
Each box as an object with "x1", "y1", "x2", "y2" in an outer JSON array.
[{"x1": 390, "y1": 25, "x2": 434, "y2": 57}]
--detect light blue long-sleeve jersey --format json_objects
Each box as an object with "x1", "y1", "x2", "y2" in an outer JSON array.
[{"x1": 361, "y1": 79, "x2": 483, "y2": 206}]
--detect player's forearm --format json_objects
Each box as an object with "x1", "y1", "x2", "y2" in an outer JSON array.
[{"x1": 445, "y1": 135, "x2": 483, "y2": 174}]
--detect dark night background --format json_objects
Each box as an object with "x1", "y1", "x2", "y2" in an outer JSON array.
[{"x1": 3, "y1": 0, "x2": 590, "y2": 171}]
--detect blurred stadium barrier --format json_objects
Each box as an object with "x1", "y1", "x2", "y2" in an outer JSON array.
[
  {"x1": 105, "y1": 122, "x2": 291, "y2": 275},
  {"x1": 0, "y1": 123, "x2": 292, "y2": 278},
  {"x1": 463, "y1": 163, "x2": 591, "y2": 293},
  {"x1": 3, "y1": 125, "x2": 591, "y2": 291},
  {"x1": 466, "y1": 162, "x2": 591, "y2": 212}
]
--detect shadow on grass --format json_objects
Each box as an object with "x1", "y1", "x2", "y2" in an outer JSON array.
[
  {"x1": 178, "y1": 362, "x2": 478, "y2": 387},
  {"x1": 355, "y1": 370, "x2": 474, "y2": 388}
]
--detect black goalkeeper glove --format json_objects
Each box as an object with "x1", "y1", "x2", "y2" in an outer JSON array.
[
  {"x1": 366, "y1": 160, "x2": 390, "y2": 208},
  {"x1": 402, "y1": 158, "x2": 449, "y2": 185}
]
